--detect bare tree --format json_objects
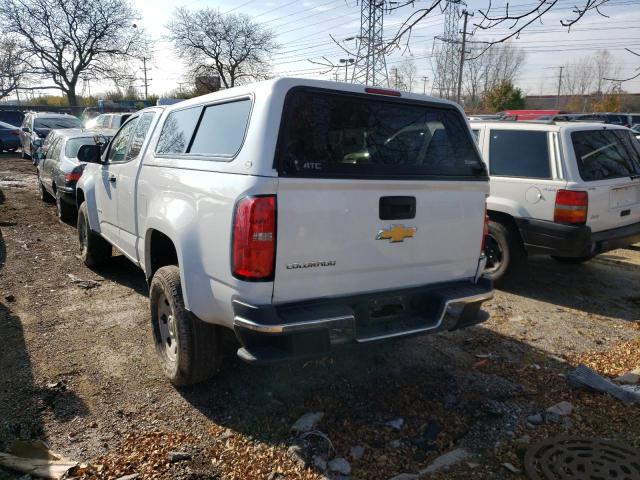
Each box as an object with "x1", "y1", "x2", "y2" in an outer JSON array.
[
  {"x1": 385, "y1": 0, "x2": 614, "y2": 53},
  {"x1": 168, "y1": 8, "x2": 278, "y2": 89},
  {"x1": 0, "y1": 0, "x2": 145, "y2": 106},
  {"x1": 0, "y1": 39, "x2": 28, "y2": 101},
  {"x1": 397, "y1": 58, "x2": 418, "y2": 92},
  {"x1": 463, "y1": 42, "x2": 525, "y2": 108}
]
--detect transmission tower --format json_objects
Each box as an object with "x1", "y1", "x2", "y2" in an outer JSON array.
[
  {"x1": 431, "y1": 0, "x2": 463, "y2": 99},
  {"x1": 351, "y1": 1, "x2": 389, "y2": 87}
]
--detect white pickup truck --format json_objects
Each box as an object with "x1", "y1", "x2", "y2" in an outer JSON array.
[{"x1": 75, "y1": 78, "x2": 493, "y2": 385}]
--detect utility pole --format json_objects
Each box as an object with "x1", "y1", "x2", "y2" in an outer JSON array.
[
  {"x1": 393, "y1": 67, "x2": 399, "y2": 89},
  {"x1": 339, "y1": 58, "x2": 354, "y2": 82},
  {"x1": 422, "y1": 76, "x2": 429, "y2": 95},
  {"x1": 456, "y1": 9, "x2": 473, "y2": 105},
  {"x1": 556, "y1": 66, "x2": 564, "y2": 108},
  {"x1": 141, "y1": 57, "x2": 150, "y2": 100}
]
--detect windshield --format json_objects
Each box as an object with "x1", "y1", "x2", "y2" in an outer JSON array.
[
  {"x1": 276, "y1": 89, "x2": 484, "y2": 179},
  {"x1": 571, "y1": 129, "x2": 640, "y2": 181},
  {"x1": 66, "y1": 136, "x2": 112, "y2": 158},
  {"x1": 34, "y1": 117, "x2": 81, "y2": 129}
]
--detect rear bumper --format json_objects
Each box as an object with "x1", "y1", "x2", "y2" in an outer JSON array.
[
  {"x1": 1, "y1": 138, "x2": 20, "y2": 149},
  {"x1": 515, "y1": 218, "x2": 640, "y2": 257},
  {"x1": 233, "y1": 278, "x2": 493, "y2": 364}
]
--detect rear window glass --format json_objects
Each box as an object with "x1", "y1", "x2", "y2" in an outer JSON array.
[
  {"x1": 189, "y1": 100, "x2": 251, "y2": 156},
  {"x1": 156, "y1": 106, "x2": 202, "y2": 154},
  {"x1": 66, "y1": 137, "x2": 112, "y2": 158},
  {"x1": 276, "y1": 89, "x2": 484, "y2": 179},
  {"x1": 34, "y1": 117, "x2": 81, "y2": 129},
  {"x1": 489, "y1": 130, "x2": 550, "y2": 178},
  {"x1": 571, "y1": 129, "x2": 640, "y2": 181}
]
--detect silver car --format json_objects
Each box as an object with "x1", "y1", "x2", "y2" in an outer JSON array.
[
  {"x1": 36, "y1": 128, "x2": 111, "y2": 222},
  {"x1": 20, "y1": 112, "x2": 82, "y2": 159}
]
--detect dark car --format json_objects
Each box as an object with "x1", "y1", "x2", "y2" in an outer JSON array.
[
  {"x1": 0, "y1": 110, "x2": 25, "y2": 128},
  {"x1": 20, "y1": 112, "x2": 82, "y2": 158},
  {"x1": 0, "y1": 121, "x2": 21, "y2": 153},
  {"x1": 36, "y1": 129, "x2": 111, "y2": 222}
]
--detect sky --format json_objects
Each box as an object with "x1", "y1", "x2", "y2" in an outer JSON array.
[{"x1": 60, "y1": 0, "x2": 640, "y2": 98}]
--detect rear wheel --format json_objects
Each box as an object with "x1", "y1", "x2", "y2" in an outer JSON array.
[
  {"x1": 38, "y1": 175, "x2": 54, "y2": 203},
  {"x1": 56, "y1": 190, "x2": 76, "y2": 223},
  {"x1": 150, "y1": 265, "x2": 221, "y2": 386},
  {"x1": 77, "y1": 202, "x2": 112, "y2": 267},
  {"x1": 483, "y1": 220, "x2": 525, "y2": 285}
]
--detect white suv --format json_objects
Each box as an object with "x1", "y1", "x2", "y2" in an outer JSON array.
[
  {"x1": 472, "y1": 120, "x2": 640, "y2": 282},
  {"x1": 75, "y1": 78, "x2": 493, "y2": 385}
]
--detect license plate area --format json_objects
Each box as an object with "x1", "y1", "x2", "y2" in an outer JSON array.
[
  {"x1": 610, "y1": 184, "x2": 640, "y2": 208},
  {"x1": 353, "y1": 293, "x2": 442, "y2": 340}
]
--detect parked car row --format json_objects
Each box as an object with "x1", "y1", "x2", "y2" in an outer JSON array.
[{"x1": 18, "y1": 78, "x2": 640, "y2": 388}]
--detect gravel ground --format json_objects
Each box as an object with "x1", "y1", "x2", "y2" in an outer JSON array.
[{"x1": 0, "y1": 152, "x2": 639, "y2": 480}]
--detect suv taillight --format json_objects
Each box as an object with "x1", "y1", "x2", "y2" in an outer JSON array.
[
  {"x1": 481, "y1": 204, "x2": 489, "y2": 251},
  {"x1": 232, "y1": 195, "x2": 276, "y2": 280},
  {"x1": 554, "y1": 190, "x2": 588, "y2": 224}
]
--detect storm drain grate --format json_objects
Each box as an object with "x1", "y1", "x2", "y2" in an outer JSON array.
[{"x1": 524, "y1": 437, "x2": 640, "y2": 480}]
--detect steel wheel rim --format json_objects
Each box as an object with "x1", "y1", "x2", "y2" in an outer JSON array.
[
  {"x1": 157, "y1": 293, "x2": 178, "y2": 363},
  {"x1": 484, "y1": 233, "x2": 503, "y2": 274},
  {"x1": 79, "y1": 215, "x2": 88, "y2": 252}
]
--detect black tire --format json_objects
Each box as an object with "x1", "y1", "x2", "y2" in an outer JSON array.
[
  {"x1": 551, "y1": 255, "x2": 593, "y2": 264},
  {"x1": 38, "y1": 176, "x2": 54, "y2": 203},
  {"x1": 21, "y1": 149, "x2": 29, "y2": 159},
  {"x1": 150, "y1": 265, "x2": 221, "y2": 386},
  {"x1": 56, "y1": 190, "x2": 76, "y2": 223},
  {"x1": 483, "y1": 219, "x2": 526, "y2": 285},
  {"x1": 77, "y1": 202, "x2": 112, "y2": 267}
]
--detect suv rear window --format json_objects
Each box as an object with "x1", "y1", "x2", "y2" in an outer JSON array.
[
  {"x1": 275, "y1": 89, "x2": 484, "y2": 179},
  {"x1": 571, "y1": 129, "x2": 640, "y2": 181},
  {"x1": 489, "y1": 130, "x2": 551, "y2": 178}
]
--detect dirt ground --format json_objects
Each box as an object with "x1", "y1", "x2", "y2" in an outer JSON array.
[{"x1": 0, "y1": 152, "x2": 639, "y2": 480}]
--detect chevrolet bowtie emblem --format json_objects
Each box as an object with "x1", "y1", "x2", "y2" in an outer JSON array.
[{"x1": 376, "y1": 225, "x2": 417, "y2": 243}]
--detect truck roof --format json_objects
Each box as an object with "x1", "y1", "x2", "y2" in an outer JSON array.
[
  {"x1": 469, "y1": 120, "x2": 630, "y2": 133},
  {"x1": 160, "y1": 77, "x2": 462, "y2": 114}
]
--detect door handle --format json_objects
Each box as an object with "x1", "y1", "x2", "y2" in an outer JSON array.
[{"x1": 109, "y1": 174, "x2": 116, "y2": 183}]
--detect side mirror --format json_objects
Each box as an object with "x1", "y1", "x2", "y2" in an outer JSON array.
[
  {"x1": 22, "y1": 127, "x2": 30, "y2": 133},
  {"x1": 77, "y1": 144, "x2": 102, "y2": 164}
]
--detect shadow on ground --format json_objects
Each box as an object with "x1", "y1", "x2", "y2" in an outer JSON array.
[{"x1": 500, "y1": 252, "x2": 640, "y2": 321}]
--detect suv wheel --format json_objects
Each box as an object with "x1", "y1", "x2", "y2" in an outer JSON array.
[
  {"x1": 56, "y1": 190, "x2": 76, "y2": 223},
  {"x1": 38, "y1": 176, "x2": 54, "y2": 203},
  {"x1": 77, "y1": 202, "x2": 112, "y2": 267},
  {"x1": 150, "y1": 265, "x2": 221, "y2": 386},
  {"x1": 483, "y1": 220, "x2": 525, "y2": 285}
]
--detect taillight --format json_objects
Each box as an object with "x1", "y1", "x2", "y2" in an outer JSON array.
[
  {"x1": 481, "y1": 204, "x2": 489, "y2": 251},
  {"x1": 65, "y1": 171, "x2": 82, "y2": 183},
  {"x1": 10, "y1": 130, "x2": 19, "y2": 137},
  {"x1": 554, "y1": 190, "x2": 588, "y2": 224},
  {"x1": 365, "y1": 87, "x2": 401, "y2": 97},
  {"x1": 232, "y1": 195, "x2": 276, "y2": 281}
]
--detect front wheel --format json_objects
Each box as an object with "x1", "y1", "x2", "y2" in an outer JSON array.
[
  {"x1": 150, "y1": 265, "x2": 221, "y2": 386},
  {"x1": 483, "y1": 220, "x2": 526, "y2": 285},
  {"x1": 77, "y1": 202, "x2": 112, "y2": 267}
]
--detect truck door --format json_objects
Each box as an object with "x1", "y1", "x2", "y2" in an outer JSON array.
[
  {"x1": 114, "y1": 111, "x2": 158, "y2": 260},
  {"x1": 95, "y1": 117, "x2": 139, "y2": 244}
]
